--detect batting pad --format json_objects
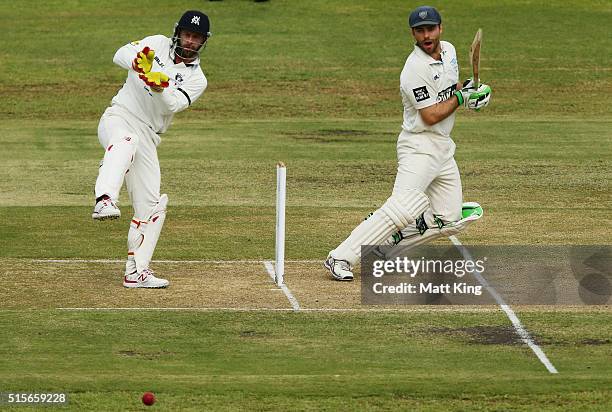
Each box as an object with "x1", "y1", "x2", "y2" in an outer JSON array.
[
  {"x1": 385, "y1": 202, "x2": 484, "y2": 260},
  {"x1": 331, "y1": 190, "x2": 429, "y2": 265},
  {"x1": 132, "y1": 194, "x2": 168, "y2": 273}
]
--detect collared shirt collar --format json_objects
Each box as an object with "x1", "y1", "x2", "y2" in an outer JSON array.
[
  {"x1": 173, "y1": 56, "x2": 200, "y2": 68},
  {"x1": 184, "y1": 57, "x2": 200, "y2": 67}
]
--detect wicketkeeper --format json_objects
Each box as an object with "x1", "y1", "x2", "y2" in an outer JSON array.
[
  {"x1": 325, "y1": 6, "x2": 491, "y2": 281},
  {"x1": 92, "y1": 10, "x2": 211, "y2": 288}
]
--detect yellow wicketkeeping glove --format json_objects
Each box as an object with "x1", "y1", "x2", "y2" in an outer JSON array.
[
  {"x1": 139, "y1": 71, "x2": 170, "y2": 90},
  {"x1": 132, "y1": 47, "x2": 155, "y2": 74}
]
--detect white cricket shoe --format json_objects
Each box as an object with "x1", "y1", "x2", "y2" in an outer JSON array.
[
  {"x1": 324, "y1": 255, "x2": 354, "y2": 281},
  {"x1": 123, "y1": 268, "x2": 169, "y2": 289},
  {"x1": 92, "y1": 197, "x2": 121, "y2": 220}
]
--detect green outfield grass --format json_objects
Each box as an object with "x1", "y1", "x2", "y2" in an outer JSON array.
[
  {"x1": 1, "y1": 310, "x2": 611, "y2": 410},
  {"x1": 1, "y1": 0, "x2": 611, "y2": 410}
]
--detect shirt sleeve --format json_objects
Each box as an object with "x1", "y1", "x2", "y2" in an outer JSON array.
[
  {"x1": 154, "y1": 72, "x2": 207, "y2": 114},
  {"x1": 401, "y1": 71, "x2": 437, "y2": 110},
  {"x1": 112, "y1": 36, "x2": 158, "y2": 71}
]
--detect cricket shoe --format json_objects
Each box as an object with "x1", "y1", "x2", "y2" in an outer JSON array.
[
  {"x1": 324, "y1": 256, "x2": 354, "y2": 281},
  {"x1": 92, "y1": 197, "x2": 121, "y2": 220},
  {"x1": 123, "y1": 268, "x2": 169, "y2": 289}
]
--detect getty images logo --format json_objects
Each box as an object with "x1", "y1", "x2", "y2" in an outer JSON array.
[{"x1": 191, "y1": 16, "x2": 200, "y2": 25}]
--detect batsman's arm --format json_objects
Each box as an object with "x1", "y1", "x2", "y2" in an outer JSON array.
[
  {"x1": 418, "y1": 82, "x2": 463, "y2": 126},
  {"x1": 153, "y1": 75, "x2": 207, "y2": 114}
]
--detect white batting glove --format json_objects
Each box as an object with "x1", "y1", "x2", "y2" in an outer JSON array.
[
  {"x1": 467, "y1": 84, "x2": 492, "y2": 110},
  {"x1": 462, "y1": 78, "x2": 476, "y2": 89},
  {"x1": 455, "y1": 83, "x2": 492, "y2": 110}
]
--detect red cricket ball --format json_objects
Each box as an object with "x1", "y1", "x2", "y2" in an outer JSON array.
[{"x1": 142, "y1": 392, "x2": 156, "y2": 406}]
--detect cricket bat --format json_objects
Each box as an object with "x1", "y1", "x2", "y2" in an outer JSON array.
[{"x1": 469, "y1": 28, "x2": 482, "y2": 88}]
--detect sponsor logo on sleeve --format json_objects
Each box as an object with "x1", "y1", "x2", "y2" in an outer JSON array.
[
  {"x1": 412, "y1": 86, "x2": 430, "y2": 102},
  {"x1": 437, "y1": 84, "x2": 458, "y2": 102}
]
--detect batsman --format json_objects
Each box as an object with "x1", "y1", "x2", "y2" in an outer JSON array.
[
  {"x1": 325, "y1": 6, "x2": 492, "y2": 280},
  {"x1": 91, "y1": 10, "x2": 211, "y2": 288}
]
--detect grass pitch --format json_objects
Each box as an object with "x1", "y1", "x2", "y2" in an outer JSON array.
[{"x1": 1, "y1": 0, "x2": 611, "y2": 410}]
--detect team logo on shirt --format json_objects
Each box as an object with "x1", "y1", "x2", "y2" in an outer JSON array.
[
  {"x1": 413, "y1": 86, "x2": 430, "y2": 102},
  {"x1": 175, "y1": 73, "x2": 184, "y2": 83}
]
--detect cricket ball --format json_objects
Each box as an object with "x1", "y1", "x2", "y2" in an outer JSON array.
[{"x1": 142, "y1": 392, "x2": 155, "y2": 406}]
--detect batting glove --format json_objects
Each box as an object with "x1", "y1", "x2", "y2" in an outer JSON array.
[
  {"x1": 454, "y1": 83, "x2": 492, "y2": 110},
  {"x1": 462, "y1": 77, "x2": 476, "y2": 89},
  {"x1": 139, "y1": 71, "x2": 170, "y2": 91},
  {"x1": 132, "y1": 47, "x2": 155, "y2": 74},
  {"x1": 455, "y1": 78, "x2": 476, "y2": 107}
]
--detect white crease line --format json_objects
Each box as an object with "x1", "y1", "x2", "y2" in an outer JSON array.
[
  {"x1": 55, "y1": 307, "x2": 496, "y2": 313},
  {"x1": 31, "y1": 259, "x2": 320, "y2": 264},
  {"x1": 50, "y1": 308, "x2": 258, "y2": 311},
  {"x1": 449, "y1": 235, "x2": 559, "y2": 374},
  {"x1": 264, "y1": 261, "x2": 301, "y2": 312}
]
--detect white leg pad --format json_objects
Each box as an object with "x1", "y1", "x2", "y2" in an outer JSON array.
[
  {"x1": 130, "y1": 194, "x2": 168, "y2": 273},
  {"x1": 126, "y1": 223, "x2": 144, "y2": 275},
  {"x1": 331, "y1": 190, "x2": 429, "y2": 265},
  {"x1": 385, "y1": 202, "x2": 484, "y2": 259}
]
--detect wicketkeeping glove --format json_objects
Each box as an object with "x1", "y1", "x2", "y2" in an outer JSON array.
[
  {"x1": 454, "y1": 82, "x2": 492, "y2": 110},
  {"x1": 139, "y1": 71, "x2": 170, "y2": 90},
  {"x1": 132, "y1": 47, "x2": 155, "y2": 74}
]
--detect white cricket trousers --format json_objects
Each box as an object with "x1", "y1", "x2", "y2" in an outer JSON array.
[
  {"x1": 395, "y1": 129, "x2": 462, "y2": 226},
  {"x1": 94, "y1": 105, "x2": 161, "y2": 220},
  {"x1": 330, "y1": 130, "x2": 463, "y2": 265}
]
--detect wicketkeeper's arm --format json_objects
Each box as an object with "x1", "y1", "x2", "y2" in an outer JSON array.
[
  {"x1": 113, "y1": 36, "x2": 158, "y2": 71},
  {"x1": 113, "y1": 42, "x2": 141, "y2": 70},
  {"x1": 152, "y1": 75, "x2": 208, "y2": 114}
]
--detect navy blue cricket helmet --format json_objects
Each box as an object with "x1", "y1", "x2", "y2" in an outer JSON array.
[{"x1": 171, "y1": 10, "x2": 212, "y2": 60}]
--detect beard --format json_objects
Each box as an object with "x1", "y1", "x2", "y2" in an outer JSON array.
[
  {"x1": 177, "y1": 47, "x2": 196, "y2": 58},
  {"x1": 417, "y1": 38, "x2": 440, "y2": 55},
  {"x1": 176, "y1": 41, "x2": 199, "y2": 60}
]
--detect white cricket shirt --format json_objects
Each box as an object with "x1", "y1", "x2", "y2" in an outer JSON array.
[
  {"x1": 400, "y1": 41, "x2": 459, "y2": 137},
  {"x1": 110, "y1": 35, "x2": 207, "y2": 136}
]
